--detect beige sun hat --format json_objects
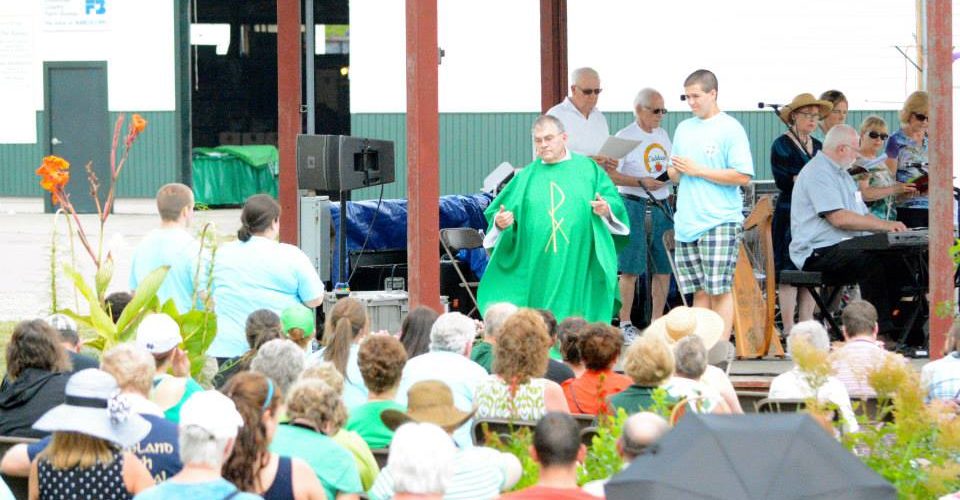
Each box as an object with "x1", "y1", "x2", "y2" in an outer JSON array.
[
  {"x1": 778, "y1": 93, "x2": 833, "y2": 126},
  {"x1": 381, "y1": 380, "x2": 475, "y2": 433},
  {"x1": 645, "y1": 306, "x2": 724, "y2": 350}
]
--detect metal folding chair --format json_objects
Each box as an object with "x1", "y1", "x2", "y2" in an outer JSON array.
[{"x1": 440, "y1": 228, "x2": 484, "y2": 316}]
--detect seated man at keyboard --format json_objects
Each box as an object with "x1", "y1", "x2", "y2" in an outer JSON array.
[{"x1": 790, "y1": 125, "x2": 907, "y2": 333}]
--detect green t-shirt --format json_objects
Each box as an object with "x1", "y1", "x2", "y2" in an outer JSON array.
[
  {"x1": 346, "y1": 400, "x2": 405, "y2": 450},
  {"x1": 470, "y1": 341, "x2": 495, "y2": 373},
  {"x1": 334, "y1": 428, "x2": 380, "y2": 491},
  {"x1": 270, "y1": 424, "x2": 363, "y2": 500},
  {"x1": 152, "y1": 375, "x2": 204, "y2": 424},
  {"x1": 608, "y1": 385, "x2": 671, "y2": 415}
]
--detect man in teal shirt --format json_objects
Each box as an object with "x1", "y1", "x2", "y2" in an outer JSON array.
[{"x1": 668, "y1": 69, "x2": 755, "y2": 340}]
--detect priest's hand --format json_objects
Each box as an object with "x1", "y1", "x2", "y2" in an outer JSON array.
[
  {"x1": 495, "y1": 205, "x2": 515, "y2": 229},
  {"x1": 590, "y1": 193, "x2": 610, "y2": 218}
]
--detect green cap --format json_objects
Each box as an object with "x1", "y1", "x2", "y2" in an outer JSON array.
[{"x1": 281, "y1": 304, "x2": 316, "y2": 337}]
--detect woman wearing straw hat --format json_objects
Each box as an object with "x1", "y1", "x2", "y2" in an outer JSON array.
[
  {"x1": 27, "y1": 369, "x2": 155, "y2": 499},
  {"x1": 771, "y1": 93, "x2": 833, "y2": 338},
  {"x1": 645, "y1": 306, "x2": 743, "y2": 413}
]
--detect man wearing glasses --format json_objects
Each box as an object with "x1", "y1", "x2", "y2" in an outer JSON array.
[
  {"x1": 667, "y1": 69, "x2": 754, "y2": 340},
  {"x1": 546, "y1": 67, "x2": 616, "y2": 169},
  {"x1": 790, "y1": 124, "x2": 906, "y2": 332},
  {"x1": 603, "y1": 88, "x2": 675, "y2": 342}
]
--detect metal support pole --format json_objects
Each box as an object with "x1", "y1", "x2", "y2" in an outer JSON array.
[
  {"x1": 539, "y1": 0, "x2": 567, "y2": 114},
  {"x1": 277, "y1": 0, "x2": 301, "y2": 244},
  {"x1": 405, "y1": 0, "x2": 442, "y2": 312},
  {"x1": 926, "y1": 0, "x2": 952, "y2": 359}
]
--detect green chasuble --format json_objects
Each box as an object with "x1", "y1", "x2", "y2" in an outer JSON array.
[{"x1": 478, "y1": 153, "x2": 628, "y2": 322}]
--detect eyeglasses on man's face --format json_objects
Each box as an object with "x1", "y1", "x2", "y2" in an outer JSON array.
[
  {"x1": 577, "y1": 87, "x2": 602, "y2": 96},
  {"x1": 644, "y1": 106, "x2": 668, "y2": 115}
]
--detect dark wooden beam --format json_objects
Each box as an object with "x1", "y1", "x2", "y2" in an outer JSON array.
[
  {"x1": 405, "y1": 0, "x2": 442, "y2": 312},
  {"x1": 277, "y1": 0, "x2": 301, "y2": 244},
  {"x1": 926, "y1": 0, "x2": 952, "y2": 359},
  {"x1": 540, "y1": 0, "x2": 568, "y2": 113}
]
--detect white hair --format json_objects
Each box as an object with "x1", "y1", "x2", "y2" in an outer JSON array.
[
  {"x1": 251, "y1": 339, "x2": 305, "y2": 395},
  {"x1": 571, "y1": 67, "x2": 599, "y2": 85},
  {"x1": 179, "y1": 426, "x2": 231, "y2": 467},
  {"x1": 389, "y1": 423, "x2": 457, "y2": 494},
  {"x1": 483, "y1": 303, "x2": 518, "y2": 340},
  {"x1": 822, "y1": 124, "x2": 858, "y2": 152},
  {"x1": 786, "y1": 321, "x2": 831, "y2": 357},
  {"x1": 532, "y1": 114, "x2": 565, "y2": 134},
  {"x1": 633, "y1": 88, "x2": 662, "y2": 110},
  {"x1": 429, "y1": 312, "x2": 476, "y2": 354},
  {"x1": 673, "y1": 336, "x2": 707, "y2": 379}
]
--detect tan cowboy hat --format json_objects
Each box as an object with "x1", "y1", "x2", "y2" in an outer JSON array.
[
  {"x1": 778, "y1": 93, "x2": 833, "y2": 126},
  {"x1": 381, "y1": 380, "x2": 476, "y2": 433},
  {"x1": 646, "y1": 306, "x2": 724, "y2": 350}
]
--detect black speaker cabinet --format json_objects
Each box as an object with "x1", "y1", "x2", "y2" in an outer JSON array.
[{"x1": 297, "y1": 135, "x2": 395, "y2": 192}]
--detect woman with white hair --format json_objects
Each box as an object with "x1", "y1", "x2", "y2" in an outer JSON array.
[
  {"x1": 768, "y1": 321, "x2": 858, "y2": 433},
  {"x1": 388, "y1": 423, "x2": 457, "y2": 500}
]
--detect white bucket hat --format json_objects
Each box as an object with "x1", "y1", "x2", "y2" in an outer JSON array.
[
  {"x1": 33, "y1": 369, "x2": 151, "y2": 448},
  {"x1": 645, "y1": 306, "x2": 724, "y2": 350}
]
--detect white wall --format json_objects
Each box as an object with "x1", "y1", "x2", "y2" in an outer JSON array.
[
  {"x1": 350, "y1": 0, "x2": 929, "y2": 113},
  {"x1": 0, "y1": 0, "x2": 175, "y2": 143}
]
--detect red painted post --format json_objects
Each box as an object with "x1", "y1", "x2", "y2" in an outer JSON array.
[
  {"x1": 406, "y1": 0, "x2": 442, "y2": 312},
  {"x1": 540, "y1": 0, "x2": 568, "y2": 114},
  {"x1": 926, "y1": 0, "x2": 952, "y2": 359},
  {"x1": 277, "y1": 0, "x2": 301, "y2": 245}
]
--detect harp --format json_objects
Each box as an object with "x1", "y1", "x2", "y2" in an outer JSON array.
[{"x1": 733, "y1": 195, "x2": 785, "y2": 358}]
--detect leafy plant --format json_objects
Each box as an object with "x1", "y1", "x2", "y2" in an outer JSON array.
[
  {"x1": 577, "y1": 408, "x2": 627, "y2": 486},
  {"x1": 481, "y1": 423, "x2": 539, "y2": 491}
]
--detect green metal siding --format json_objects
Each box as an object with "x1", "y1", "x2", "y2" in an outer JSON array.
[
  {"x1": 0, "y1": 111, "x2": 179, "y2": 197},
  {"x1": 351, "y1": 110, "x2": 901, "y2": 201}
]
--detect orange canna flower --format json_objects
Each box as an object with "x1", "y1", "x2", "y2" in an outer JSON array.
[
  {"x1": 36, "y1": 156, "x2": 70, "y2": 204},
  {"x1": 131, "y1": 114, "x2": 147, "y2": 134}
]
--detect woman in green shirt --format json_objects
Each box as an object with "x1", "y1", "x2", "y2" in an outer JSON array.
[
  {"x1": 609, "y1": 335, "x2": 676, "y2": 415},
  {"x1": 346, "y1": 335, "x2": 407, "y2": 449}
]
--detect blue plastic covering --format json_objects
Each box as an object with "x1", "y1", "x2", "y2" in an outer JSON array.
[{"x1": 330, "y1": 193, "x2": 493, "y2": 283}]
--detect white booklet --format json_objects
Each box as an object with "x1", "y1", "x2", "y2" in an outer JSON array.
[{"x1": 597, "y1": 136, "x2": 643, "y2": 159}]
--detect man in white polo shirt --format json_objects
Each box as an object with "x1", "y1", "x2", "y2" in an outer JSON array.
[
  {"x1": 546, "y1": 67, "x2": 615, "y2": 169},
  {"x1": 604, "y1": 88, "x2": 674, "y2": 341}
]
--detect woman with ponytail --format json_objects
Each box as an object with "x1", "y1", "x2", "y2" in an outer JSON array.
[
  {"x1": 222, "y1": 372, "x2": 324, "y2": 499},
  {"x1": 209, "y1": 194, "x2": 326, "y2": 361},
  {"x1": 309, "y1": 298, "x2": 370, "y2": 410}
]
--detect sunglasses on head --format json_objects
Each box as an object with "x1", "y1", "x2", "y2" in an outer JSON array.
[
  {"x1": 867, "y1": 131, "x2": 889, "y2": 140},
  {"x1": 913, "y1": 112, "x2": 928, "y2": 122},
  {"x1": 578, "y1": 87, "x2": 602, "y2": 96}
]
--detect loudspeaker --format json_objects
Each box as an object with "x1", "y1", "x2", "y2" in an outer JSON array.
[{"x1": 297, "y1": 135, "x2": 395, "y2": 192}]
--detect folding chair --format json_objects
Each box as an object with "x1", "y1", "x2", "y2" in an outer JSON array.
[{"x1": 440, "y1": 228, "x2": 484, "y2": 316}]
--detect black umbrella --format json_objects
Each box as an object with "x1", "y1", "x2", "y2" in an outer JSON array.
[{"x1": 605, "y1": 413, "x2": 895, "y2": 500}]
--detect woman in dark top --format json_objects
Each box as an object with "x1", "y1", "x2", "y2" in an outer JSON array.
[
  {"x1": 771, "y1": 93, "x2": 832, "y2": 338},
  {"x1": 221, "y1": 372, "x2": 325, "y2": 500},
  {"x1": 0, "y1": 320, "x2": 71, "y2": 438}
]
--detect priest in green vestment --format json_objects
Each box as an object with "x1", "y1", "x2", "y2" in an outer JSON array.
[{"x1": 478, "y1": 115, "x2": 629, "y2": 323}]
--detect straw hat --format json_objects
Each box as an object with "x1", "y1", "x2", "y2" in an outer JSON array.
[
  {"x1": 646, "y1": 306, "x2": 724, "y2": 350},
  {"x1": 778, "y1": 93, "x2": 833, "y2": 126},
  {"x1": 381, "y1": 380, "x2": 475, "y2": 433},
  {"x1": 33, "y1": 369, "x2": 151, "y2": 448}
]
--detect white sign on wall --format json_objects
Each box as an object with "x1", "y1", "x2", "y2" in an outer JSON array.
[
  {"x1": 42, "y1": 0, "x2": 110, "y2": 32},
  {"x1": 0, "y1": 14, "x2": 36, "y2": 143}
]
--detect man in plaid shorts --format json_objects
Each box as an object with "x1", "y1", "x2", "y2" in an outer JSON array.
[{"x1": 667, "y1": 69, "x2": 754, "y2": 339}]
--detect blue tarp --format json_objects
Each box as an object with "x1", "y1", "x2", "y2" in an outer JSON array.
[{"x1": 330, "y1": 193, "x2": 493, "y2": 283}]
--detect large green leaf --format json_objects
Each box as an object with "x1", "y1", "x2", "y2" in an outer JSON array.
[
  {"x1": 94, "y1": 256, "x2": 114, "y2": 303},
  {"x1": 179, "y1": 309, "x2": 217, "y2": 378},
  {"x1": 115, "y1": 266, "x2": 169, "y2": 333},
  {"x1": 62, "y1": 264, "x2": 116, "y2": 341},
  {"x1": 161, "y1": 298, "x2": 181, "y2": 318}
]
